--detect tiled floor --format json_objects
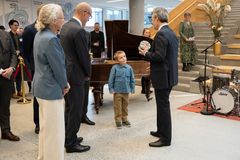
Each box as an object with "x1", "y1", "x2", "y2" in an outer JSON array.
[{"x1": 0, "y1": 86, "x2": 240, "y2": 160}]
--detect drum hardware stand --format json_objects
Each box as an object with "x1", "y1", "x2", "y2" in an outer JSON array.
[
  {"x1": 191, "y1": 80, "x2": 207, "y2": 106},
  {"x1": 192, "y1": 40, "x2": 219, "y2": 106},
  {"x1": 200, "y1": 85, "x2": 215, "y2": 115},
  {"x1": 15, "y1": 56, "x2": 31, "y2": 104},
  {"x1": 198, "y1": 40, "x2": 220, "y2": 114}
]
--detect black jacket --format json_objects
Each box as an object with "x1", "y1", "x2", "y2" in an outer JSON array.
[
  {"x1": 0, "y1": 30, "x2": 17, "y2": 71},
  {"x1": 60, "y1": 18, "x2": 91, "y2": 85},
  {"x1": 145, "y1": 25, "x2": 178, "y2": 89}
]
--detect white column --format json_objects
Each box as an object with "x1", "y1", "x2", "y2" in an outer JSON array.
[{"x1": 129, "y1": 0, "x2": 145, "y2": 35}]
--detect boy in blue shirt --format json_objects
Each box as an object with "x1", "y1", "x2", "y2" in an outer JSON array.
[{"x1": 108, "y1": 50, "x2": 135, "y2": 129}]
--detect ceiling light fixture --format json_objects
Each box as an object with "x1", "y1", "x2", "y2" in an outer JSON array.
[{"x1": 107, "y1": 0, "x2": 126, "y2": 3}]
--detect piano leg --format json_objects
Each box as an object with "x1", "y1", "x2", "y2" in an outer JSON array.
[
  {"x1": 92, "y1": 85, "x2": 104, "y2": 114},
  {"x1": 145, "y1": 75, "x2": 153, "y2": 101},
  {"x1": 99, "y1": 86, "x2": 103, "y2": 106}
]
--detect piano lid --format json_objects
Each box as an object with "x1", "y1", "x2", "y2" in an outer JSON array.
[{"x1": 105, "y1": 20, "x2": 153, "y2": 60}]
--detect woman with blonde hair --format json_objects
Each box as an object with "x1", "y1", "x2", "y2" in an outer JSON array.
[{"x1": 33, "y1": 4, "x2": 69, "y2": 160}]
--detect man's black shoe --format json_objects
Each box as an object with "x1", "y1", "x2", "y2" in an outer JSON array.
[
  {"x1": 77, "y1": 137, "x2": 83, "y2": 143},
  {"x1": 150, "y1": 131, "x2": 161, "y2": 138},
  {"x1": 149, "y1": 139, "x2": 171, "y2": 147},
  {"x1": 35, "y1": 126, "x2": 40, "y2": 134},
  {"x1": 82, "y1": 117, "x2": 95, "y2": 125},
  {"x1": 66, "y1": 144, "x2": 90, "y2": 153},
  {"x1": 147, "y1": 97, "x2": 153, "y2": 101},
  {"x1": 1, "y1": 131, "x2": 20, "y2": 141}
]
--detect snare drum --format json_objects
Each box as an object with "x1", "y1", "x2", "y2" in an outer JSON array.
[
  {"x1": 211, "y1": 86, "x2": 238, "y2": 115},
  {"x1": 212, "y1": 73, "x2": 230, "y2": 93}
]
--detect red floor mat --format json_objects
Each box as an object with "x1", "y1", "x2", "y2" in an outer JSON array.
[{"x1": 178, "y1": 99, "x2": 240, "y2": 121}]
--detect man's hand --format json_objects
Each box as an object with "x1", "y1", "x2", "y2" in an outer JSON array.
[
  {"x1": 1, "y1": 67, "x2": 14, "y2": 79},
  {"x1": 138, "y1": 47, "x2": 147, "y2": 56},
  {"x1": 63, "y1": 83, "x2": 70, "y2": 96},
  {"x1": 16, "y1": 50, "x2": 20, "y2": 56},
  {"x1": 93, "y1": 42, "x2": 99, "y2": 47}
]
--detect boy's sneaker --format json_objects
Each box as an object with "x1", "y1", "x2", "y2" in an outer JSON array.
[
  {"x1": 116, "y1": 122, "x2": 122, "y2": 129},
  {"x1": 122, "y1": 121, "x2": 131, "y2": 127}
]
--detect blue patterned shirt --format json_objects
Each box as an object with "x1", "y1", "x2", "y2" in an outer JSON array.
[{"x1": 108, "y1": 64, "x2": 135, "y2": 93}]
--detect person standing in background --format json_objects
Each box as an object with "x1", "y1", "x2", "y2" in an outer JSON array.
[
  {"x1": 16, "y1": 27, "x2": 24, "y2": 55},
  {"x1": 179, "y1": 12, "x2": 197, "y2": 72},
  {"x1": 22, "y1": 4, "x2": 44, "y2": 134},
  {"x1": 33, "y1": 4, "x2": 69, "y2": 160},
  {"x1": 16, "y1": 27, "x2": 24, "y2": 35},
  {"x1": 139, "y1": 7, "x2": 178, "y2": 147},
  {"x1": 0, "y1": 29, "x2": 20, "y2": 141},
  {"x1": 90, "y1": 22, "x2": 105, "y2": 58},
  {"x1": 108, "y1": 50, "x2": 135, "y2": 129},
  {"x1": 143, "y1": 28, "x2": 151, "y2": 37},
  {"x1": 141, "y1": 28, "x2": 153, "y2": 101},
  {"x1": 60, "y1": 2, "x2": 92, "y2": 153},
  {"x1": 8, "y1": 19, "x2": 22, "y2": 98}
]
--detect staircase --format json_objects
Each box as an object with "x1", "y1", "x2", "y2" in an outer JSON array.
[
  {"x1": 173, "y1": 0, "x2": 240, "y2": 93},
  {"x1": 173, "y1": 22, "x2": 214, "y2": 93},
  {"x1": 223, "y1": 0, "x2": 240, "y2": 54}
]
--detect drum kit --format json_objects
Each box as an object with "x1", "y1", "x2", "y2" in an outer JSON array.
[{"x1": 207, "y1": 67, "x2": 240, "y2": 116}]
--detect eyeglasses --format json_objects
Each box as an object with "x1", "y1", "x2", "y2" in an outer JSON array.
[{"x1": 81, "y1": 10, "x2": 92, "y2": 19}]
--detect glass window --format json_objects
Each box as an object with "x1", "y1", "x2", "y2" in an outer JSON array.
[
  {"x1": 86, "y1": 7, "x2": 103, "y2": 27},
  {"x1": 106, "y1": 9, "x2": 122, "y2": 20},
  {"x1": 122, "y1": 10, "x2": 128, "y2": 20}
]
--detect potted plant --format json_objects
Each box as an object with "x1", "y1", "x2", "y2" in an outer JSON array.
[{"x1": 198, "y1": 0, "x2": 231, "y2": 55}]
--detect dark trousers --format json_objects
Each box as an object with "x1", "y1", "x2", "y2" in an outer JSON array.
[
  {"x1": 65, "y1": 81, "x2": 89, "y2": 147},
  {"x1": 154, "y1": 88, "x2": 172, "y2": 143},
  {"x1": 33, "y1": 97, "x2": 39, "y2": 127},
  {"x1": 31, "y1": 69, "x2": 39, "y2": 127},
  {"x1": 0, "y1": 77, "x2": 14, "y2": 132},
  {"x1": 141, "y1": 75, "x2": 151, "y2": 93},
  {"x1": 27, "y1": 82, "x2": 31, "y2": 92},
  {"x1": 82, "y1": 81, "x2": 90, "y2": 119}
]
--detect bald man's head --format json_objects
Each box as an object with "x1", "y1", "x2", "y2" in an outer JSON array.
[
  {"x1": 74, "y1": 2, "x2": 92, "y2": 17},
  {"x1": 73, "y1": 2, "x2": 92, "y2": 27}
]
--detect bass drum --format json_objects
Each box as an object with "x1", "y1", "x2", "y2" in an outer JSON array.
[{"x1": 211, "y1": 86, "x2": 238, "y2": 115}]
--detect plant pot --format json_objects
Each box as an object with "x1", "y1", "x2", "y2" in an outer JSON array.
[{"x1": 213, "y1": 40, "x2": 222, "y2": 55}]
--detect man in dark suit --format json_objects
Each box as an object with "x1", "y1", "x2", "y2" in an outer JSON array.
[
  {"x1": 0, "y1": 29, "x2": 20, "y2": 141},
  {"x1": 22, "y1": 4, "x2": 43, "y2": 134},
  {"x1": 90, "y1": 22, "x2": 105, "y2": 58},
  {"x1": 60, "y1": 2, "x2": 92, "y2": 153},
  {"x1": 8, "y1": 19, "x2": 22, "y2": 98},
  {"x1": 22, "y1": 22, "x2": 39, "y2": 134},
  {"x1": 139, "y1": 7, "x2": 178, "y2": 147}
]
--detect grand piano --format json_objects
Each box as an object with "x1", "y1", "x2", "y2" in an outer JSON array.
[{"x1": 90, "y1": 20, "x2": 152, "y2": 114}]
